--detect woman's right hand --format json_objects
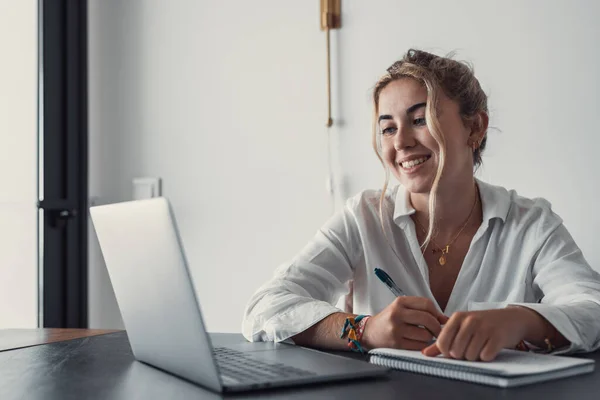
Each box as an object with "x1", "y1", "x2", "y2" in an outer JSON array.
[{"x1": 361, "y1": 296, "x2": 449, "y2": 351}]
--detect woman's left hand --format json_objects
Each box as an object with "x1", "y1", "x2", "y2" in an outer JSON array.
[{"x1": 422, "y1": 308, "x2": 532, "y2": 361}]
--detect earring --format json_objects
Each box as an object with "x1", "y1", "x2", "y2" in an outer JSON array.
[
  {"x1": 467, "y1": 139, "x2": 475, "y2": 151},
  {"x1": 468, "y1": 138, "x2": 479, "y2": 152}
]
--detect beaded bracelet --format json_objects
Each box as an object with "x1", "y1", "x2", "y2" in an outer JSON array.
[
  {"x1": 340, "y1": 315, "x2": 371, "y2": 353},
  {"x1": 515, "y1": 338, "x2": 556, "y2": 353},
  {"x1": 515, "y1": 340, "x2": 530, "y2": 352}
]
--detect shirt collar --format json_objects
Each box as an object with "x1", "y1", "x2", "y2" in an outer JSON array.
[{"x1": 392, "y1": 178, "x2": 511, "y2": 229}]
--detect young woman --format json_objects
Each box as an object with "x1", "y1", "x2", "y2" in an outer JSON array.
[{"x1": 242, "y1": 49, "x2": 600, "y2": 361}]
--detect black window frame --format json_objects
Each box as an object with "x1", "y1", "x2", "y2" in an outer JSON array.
[{"x1": 38, "y1": 0, "x2": 88, "y2": 328}]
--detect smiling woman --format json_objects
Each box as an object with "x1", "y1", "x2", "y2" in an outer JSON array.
[
  {"x1": 372, "y1": 50, "x2": 489, "y2": 252},
  {"x1": 242, "y1": 49, "x2": 600, "y2": 363}
]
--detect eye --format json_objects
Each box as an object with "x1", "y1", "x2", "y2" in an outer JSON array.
[
  {"x1": 381, "y1": 126, "x2": 397, "y2": 135},
  {"x1": 413, "y1": 117, "x2": 426, "y2": 126}
]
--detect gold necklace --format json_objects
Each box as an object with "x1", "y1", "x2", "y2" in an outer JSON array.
[{"x1": 414, "y1": 186, "x2": 479, "y2": 266}]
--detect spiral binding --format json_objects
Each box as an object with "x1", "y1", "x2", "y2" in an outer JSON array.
[{"x1": 370, "y1": 356, "x2": 506, "y2": 387}]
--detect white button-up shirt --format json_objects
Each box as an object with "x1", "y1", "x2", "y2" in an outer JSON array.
[{"x1": 242, "y1": 179, "x2": 600, "y2": 354}]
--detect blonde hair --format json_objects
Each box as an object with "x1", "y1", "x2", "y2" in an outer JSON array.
[{"x1": 372, "y1": 49, "x2": 488, "y2": 250}]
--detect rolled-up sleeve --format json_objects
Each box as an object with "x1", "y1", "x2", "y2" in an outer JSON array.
[
  {"x1": 241, "y1": 197, "x2": 364, "y2": 343},
  {"x1": 512, "y1": 219, "x2": 600, "y2": 354}
]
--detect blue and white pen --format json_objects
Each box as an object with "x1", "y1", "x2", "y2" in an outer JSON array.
[{"x1": 374, "y1": 268, "x2": 406, "y2": 297}]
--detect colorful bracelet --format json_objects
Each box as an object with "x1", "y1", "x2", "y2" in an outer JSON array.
[
  {"x1": 515, "y1": 340, "x2": 530, "y2": 352},
  {"x1": 356, "y1": 316, "x2": 370, "y2": 342},
  {"x1": 544, "y1": 337, "x2": 556, "y2": 353},
  {"x1": 340, "y1": 315, "x2": 371, "y2": 353},
  {"x1": 516, "y1": 338, "x2": 556, "y2": 353}
]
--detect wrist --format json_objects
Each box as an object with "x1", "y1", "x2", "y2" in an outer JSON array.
[
  {"x1": 356, "y1": 316, "x2": 371, "y2": 350},
  {"x1": 340, "y1": 315, "x2": 371, "y2": 353},
  {"x1": 510, "y1": 306, "x2": 550, "y2": 343},
  {"x1": 509, "y1": 306, "x2": 571, "y2": 352}
]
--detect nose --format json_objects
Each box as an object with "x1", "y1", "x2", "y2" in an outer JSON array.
[{"x1": 393, "y1": 124, "x2": 417, "y2": 151}]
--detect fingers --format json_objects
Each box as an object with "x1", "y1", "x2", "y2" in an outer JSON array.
[
  {"x1": 401, "y1": 309, "x2": 443, "y2": 337},
  {"x1": 422, "y1": 343, "x2": 441, "y2": 357},
  {"x1": 431, "y1": 312, "x2": 502, "y2": 361},
  {"x1": 447, "y1": 316, "x2": 477, "y2": 359},
  {"x1": 400, "y1": 297, "x2": 445, "y2": 320},
  {"x1": 433, "y1": 313, "x2": 461, "y2": 358},
  {"x1": 421, "y1": 310, "x2": 511, "y2": 361},
  {"x1": 396, "y1": 338, "x2": 431, "y2": 351},
  {"x1": 464, "y1": 335, "x2": 489, "y2": 361},
  {"x1": 401, "y1": 324, "x2": 435, "y2": 343},
  {"x1": 480, "y1": 339, "x2": 502, "y2": 362},
  {"x1": 424, "y1": 338, "x2": 500, "y2": 361}
]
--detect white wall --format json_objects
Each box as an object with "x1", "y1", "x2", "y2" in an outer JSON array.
[
  {"x1": 331, "y1": 0, "x2": 600, "y2": 270},
  {"x1": 88, "y1": 0, "x2": 333, "y2": 331},
  {"x1": 0, "y1": 0, "x2": 38, "y2": 328},
  {"x1": 88, "y1": 0, "x2": 600, "y2": 331}
]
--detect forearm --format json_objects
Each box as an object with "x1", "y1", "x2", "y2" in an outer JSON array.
[
  {"x1": 513, "y1": 306, "x2": 570, "y2": 349},
  {"x1": 291, "y1": 312, "x2": 355, "y2": 351}
]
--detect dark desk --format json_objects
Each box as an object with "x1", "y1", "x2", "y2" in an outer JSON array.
[
  {"x1": 1, "y1": 330, "x2": 599, "y2": 400},
  {"x1": 0, "y1": 328, "x2": 118, "y2": 352}
]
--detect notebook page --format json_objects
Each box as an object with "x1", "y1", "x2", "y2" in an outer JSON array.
[{"x1": 369, "y1": 348, "x2": 594, "y2": 376}]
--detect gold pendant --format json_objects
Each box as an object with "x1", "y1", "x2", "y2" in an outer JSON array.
[{"x1": 438, "y1": 245, "x2": 449, "y2": 266}]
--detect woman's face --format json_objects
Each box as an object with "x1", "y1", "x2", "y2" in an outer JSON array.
[{"x1": 377, "y1": 78, "x2": 475, "y2": 194}]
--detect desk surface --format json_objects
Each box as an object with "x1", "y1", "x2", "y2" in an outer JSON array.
[
  {"x1": 1, "y1": 330, "x2": 599, "y2": 400},
  {"x1": 0, "y1": 328, "x2": 118, "y2": 352}
]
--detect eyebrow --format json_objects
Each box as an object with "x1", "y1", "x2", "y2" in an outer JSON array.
[{"x1": 378, "y1": 102, "x2": 427, "y2": 123}]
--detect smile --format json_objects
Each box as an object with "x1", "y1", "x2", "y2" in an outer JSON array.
[{"x1": 398, "y1": 155, "x2": 431, "y2": 171}]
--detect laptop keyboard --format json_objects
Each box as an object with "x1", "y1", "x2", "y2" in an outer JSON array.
[{"x1": 213, "y1": 347, "x2": 317, "y2": 385}]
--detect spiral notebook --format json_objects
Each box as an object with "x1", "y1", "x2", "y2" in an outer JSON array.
[{"x1": 369, "y1": 348, "x2": 594, "y2": 388}]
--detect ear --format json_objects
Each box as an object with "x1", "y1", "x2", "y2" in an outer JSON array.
[{"x1": 467, "y1": 112, "x2": 489, "y2": 146}]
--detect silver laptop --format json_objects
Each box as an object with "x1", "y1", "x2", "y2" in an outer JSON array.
[{"x1": 89, "y1": 197, "x2": 388, "y2": 393}]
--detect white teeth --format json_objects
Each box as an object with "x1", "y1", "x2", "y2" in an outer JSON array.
[{"x1": 401, "y1": 156, "x2": 428, "y2": 168}]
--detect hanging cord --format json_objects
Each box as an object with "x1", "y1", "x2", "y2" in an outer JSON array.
[
  {"x1": 324, "y1": 25, "x2": 335, "y2": 215},
  {"x1": 325, "y1": 126, "x2": 336, "y2": 215}
]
